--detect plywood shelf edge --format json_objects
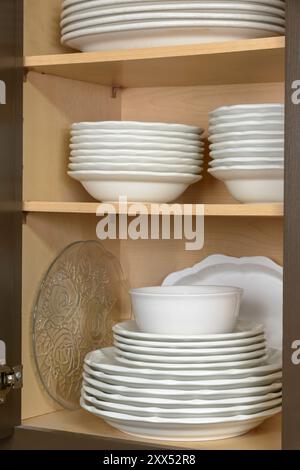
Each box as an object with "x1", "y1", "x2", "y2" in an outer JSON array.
[{"x1": 23, "y1": 201, "x2": 284, "y2": 217}]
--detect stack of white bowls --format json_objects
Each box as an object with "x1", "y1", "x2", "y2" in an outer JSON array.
[
  {"x1": 68, "y1": 121, "x2": 204, "y2": 202},
  {"x1": 207, "y1": 104, "x2": 284, "y2": 203},
  {"x1": 80, "y1": 286, "x2": 282, "y2": 441},
  {"x1": 60, "y1": 1, "x2": 285, "y2": 52}
]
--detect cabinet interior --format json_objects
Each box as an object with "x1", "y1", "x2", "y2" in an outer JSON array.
[{"x1": 21, "y1": 0, "x2": 284, "y2": 449}]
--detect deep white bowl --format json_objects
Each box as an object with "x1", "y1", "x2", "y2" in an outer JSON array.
[{"x1": 130, "y1": 286, "x2": 243, "y2": 335}]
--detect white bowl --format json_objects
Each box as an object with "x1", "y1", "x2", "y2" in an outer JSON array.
[
  {"x1": 68, "y1": 170, "x2": 201, "y2": 202},
  {"x1": 208, "y1": 166, "x2": 284, "y2": 203},
  {"x1": 130, "y1": 286, "x2": 243, "y2": 335}
]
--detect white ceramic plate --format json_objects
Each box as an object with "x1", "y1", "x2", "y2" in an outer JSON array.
[
  {"x1": 85, "y1": 347, "x2": 281, "y2": 380},
  {"x1": 209, "y1": 130, "x2": 284, "y2": 143},
  {"x1": 82, "y1": 390, "x2": 282, "y2": 418},
  {"x1": 113, "y1": 319, "x2": 264, "y2": 342},
  {"x1": 210, "y1": 157, "x2": 283, "y2": 167},
  {"x1": 68, "y1": 162, "x2": 202, "y2": 174},
  {"x1": 70, "y1": 135, "x2": 204, "y2": 146},
  {"x1": 62, "y1": 0, "x2": 286, "y2": 15},
  {"x1": 210, "y1": 112, "x2": 283, "y2": 125},
  {"x1": 61, "y1": 12, "x2": 284, "y2": 35},
  {"x1": 80, "y1": 398, "x2": 281, "y2": 441},
  {"x1": 113, "y1": 333, "x2": 266, "y2": 349},
  {"x1": 210, "y1": 148, "x2": 284, "y2": 159},
  {"x1": 164, "y1": 255, "x2": 282, "y2": 348},
  {"x1": 70, "y1": 149, "x2": 203, "y2": 159},
  {"x1": 70, "y1": 129, "x2": 201, "y2": 141},
  {"x1": 209, "y1": 120, "x2": 284, "y2": 134},
  {"x1": 210, "y1": 139, "x2": 284, "y2": 150},
  {"x1": 82, "y1": 383, "x2": 282, "y2": 409},
  {"x1": 116, "y1": 346, "x2": 266, "y2": 364},
  {"x1": 84, "y1": 363, "x2": 280, "y2": 390},
  {"x1": 83, "y1": 373, "x2": 282, "y2": 399},
  {"x1": 210, "y1": 103, "x2": 284, "y2": 118},
  {"x1": 61, "y1": 3, "x2": 285, "y2": 26},
  {"x1": 114, "y1": 339, "x2": 266, "y2": 357},
  {"x1": 68, "y1": 170, "x2": 201, "y2": 183},
  {"x1": 70, "y1": 142, "x2": 201, "y2": 152},
  {"x1": 70, "y1": 156, "x2": 203, "y2": 166},
  {"x1": 72, "y1": 121, "x2": 201, "y2": 134},
  {"x1": 62, "y1": 21, "x2": 284, "y2": 52}
]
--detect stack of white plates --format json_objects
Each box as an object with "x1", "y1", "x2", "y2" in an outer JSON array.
[
  {"x1": 207, "y1": 104, "x2": 284, "y2": 203},
  {"x1": 81, "y1": 320, "x2": 282, "y2": 441},
  {"x1": 61, "y1": 1, "x2": 285, "y2": 52},
  {"x1": 68, "y1": 121, "x2": 204, "y2": 202}
]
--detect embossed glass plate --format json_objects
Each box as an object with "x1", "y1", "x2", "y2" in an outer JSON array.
[{"x1": 33, "y1": 240, "x2": 130, "y2": 409}]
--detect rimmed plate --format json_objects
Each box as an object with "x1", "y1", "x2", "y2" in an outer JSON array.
[
  {"x1": 72, "y1": 121, "x2": 201, "y2": 134},
  {"x1": 70, "y1": 135, "x2": 204, "y2": 146},
  {"x1": 210, "y1": 157, "x2": 283, "y2": 167},
  {"x1": 210, "y1": 148, "x2": 284, "y2": 159},
  {"x1": 210, "y1": 138, "x2": 284, "y2": 149},
  {"x1": 210, "y1": 112, "x2": 283, "y2": 125},
  {"x1": 85, "y1": 347, "x2": 281, "y2": 380},
  {"x1": 82, "y1": 383, "x2": 282, "y2": 408},
  {"x1": 61, "y1": 12, "x2": 285, "y2": 35},
  {"x1": 70, "y1": 142, "x2": 201, "y2": 152},
  {"x1": 209, "y1": 130, "x2": 284, "y2": 143},
  {"x1": 208, "y1": 166, "x2": 284, "y2": 177},
  {"x1": 80, "y1": 398, "x2": 281, "y2": 441},
  {"x1": 209, "y1": 120, "x2": 284, "y2": 134},
  {"x1": 70, "y1": 129, "x2": 202, "y2": 141},
  {"x1": 68, "y1": 170, "x2": 202, "y2": 184},
  {"x1": 82, "y1": 390, "x2": 282, "y2": 418},
  {"x1": 113, "y1": 319, "x2": 264, "y2": 342},
  {"x1": 83, "y1": 373, "x2": 282, "y2": 399},
  {"x1": 115, "y1": 346, "x2": 266, "y2": 364},
  {"x1": 114, "y1": 338, "x2": 266, "y2": 357},
  {"x1": 210, "y1": 103, "x2": 284, "y2": 117},
  {"x1": 61, "y1": 2, "x2": 286, "y2": 25},
  {"x1": 68, "y1": 162, "x2": 202, "y2": 174},
  {"x1": 70, "y1": 156, "x2": 203, "y2": 165}
]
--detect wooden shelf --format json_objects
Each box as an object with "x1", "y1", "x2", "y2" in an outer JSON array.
[
  {"x1": 22, "y1": 409, "x2": 282, "y2": 450},
  {"x1": 24, "y1": 36, "x2": 285, "y2": 87},
  {"x1": 23, "y1": 201, "x2": 284, "y2": 217}
]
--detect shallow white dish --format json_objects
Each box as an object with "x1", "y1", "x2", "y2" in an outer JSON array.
[
  {"x1": 83, "y1": 373, "x2": 282, "y2": 399},
  {"x1": 208, "y1": 166, "x2": 284, "y2": 203},
  {"x1": 163, "y1": 255, "x2": 282, "y2": 349},
  {"x1": 85, "y1": 347, "x2": 281, "y2": 380},
  {"x1": 70, "y1": 142, "x2": 201, "y2": 153},
  {"x1": 209, "y1": 120, "x2": 284, "y2": 134},
  {"x1": 82, "y1": 390, "x2": 282, "y2": 419},
  {"x1": 68, "y1": 162, "x2": 202, "y2": 174},
  {"x1": 68, "y1": 171, "x2": 201, "y2": 202},
  {"x1": 210, "y1": 138, "x2": 284, "y2": 150},
  {"x1": 82, "y1": 383, "x2": 282, "y2": 409},
  {"x1": 71, "y1": 149, "x2": 202, "y2": 159},
  {"x1": 113, "y1": 332, "x2": 266, "y2": 349},
  {"x1": 210, "y1": 103, "x2": 284, "y2": 118},
  {"x1": 71, "y1": 134, "x2": 204, "y2": 147},
  {"x1": 210, "y1": 148, "x2": 284, "y2": 159},
  {"x1": 114, "y1": 339, "x2": 266, "y2": 357},
  {"x1": 80, "y1": 398, "x2": 281, "y2": 441},
  {"x1": 72, "y1": 121, "x2": 201, "y2": 134},
  {"x1": 210, "y1": 157, "x2": 283, "y2": 167},
  {"x1": 61, "y1": 2, "x2": 286, "y2": 26},
  {"x1": 70, "y1": 156, "x2": 203, "y2": 166},
  {"x1": 84, "y1": 363, "x2": 280, "y2": 390},
  {"x1": 116, "y1": 346, "x2": 266, "y2": 364},
  {"x1": 130, "y1": 285, "x2": 242, "y2": 335},
  {"x1": 113, "y1": 319, "x2": 264, "y2": 342},
  {"x1": 62, "y1": 21, "x2": 284, "y2": 52},
  {"x1": 210, "y1": 112, "x2": 283, "y2": 125},
  {"x1": 62, "y1": 12, "x2": 284, "y2": 35},
  {"x1": 209, "y1": 130, "x2": 284, "y2": 143}
]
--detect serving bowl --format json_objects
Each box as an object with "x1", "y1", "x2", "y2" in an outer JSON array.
[{"x1": 130, "y1": 286, "x2": 243, "y2": 335}]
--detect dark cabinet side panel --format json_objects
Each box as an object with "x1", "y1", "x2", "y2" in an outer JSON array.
[{"x1": 0, "y1": 0, "x2": 23, "y2": 439}]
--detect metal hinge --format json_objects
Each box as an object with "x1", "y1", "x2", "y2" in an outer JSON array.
[{"x1": 0, "y1": 365, "x2": 23, "y2": 404}]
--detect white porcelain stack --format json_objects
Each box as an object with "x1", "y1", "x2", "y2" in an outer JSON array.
[
  {"x1": 80, "y1": 285, "x2": 282, "y2": 441},
  {"x1": 68, "y1": 121, "x2": 204, "y2": 202},
  {"x1": 60, "y1": 1, "x2": 285, "y2": 52},
  {"x1": 207, "y1": 104, "x2": 284, "y2": 203}
]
